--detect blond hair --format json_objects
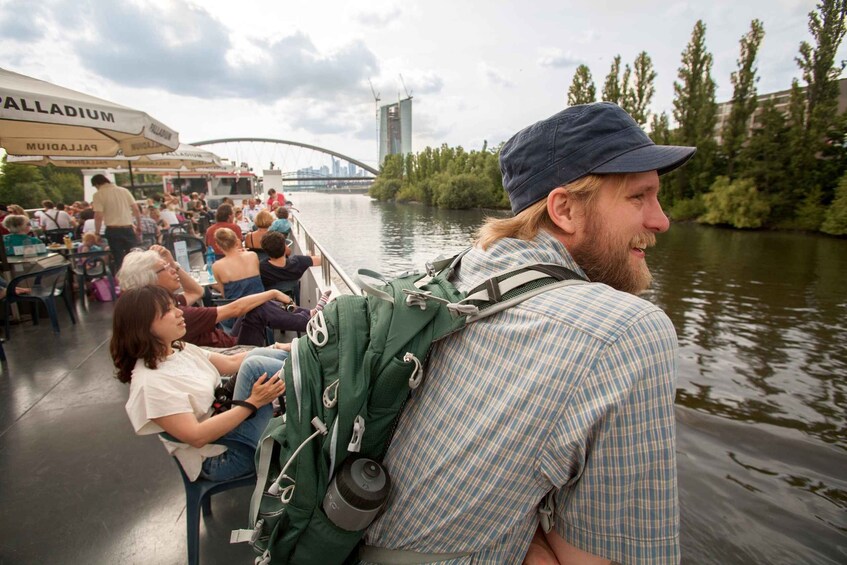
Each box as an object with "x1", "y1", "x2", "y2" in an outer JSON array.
[
  {"x1": 476, "y1": 174, "x2": 615, "y2": 249},
  {"x1": 254, "y1": 210, "x2": 273, "y2": 229},
  {"x1": 214, "y1": 227, "x2": 240, "y2": 251}
]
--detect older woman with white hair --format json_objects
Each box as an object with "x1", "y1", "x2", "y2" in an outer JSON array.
[{"x1": 3, "y1": 214, "x2": 42, "y2": 255}]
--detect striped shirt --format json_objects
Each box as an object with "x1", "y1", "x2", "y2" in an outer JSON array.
[{"x1": 364, "y1": 230, "x2": 679, "y2": 564}]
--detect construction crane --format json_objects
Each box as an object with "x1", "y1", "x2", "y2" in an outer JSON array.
[{"x1": 399, "y1": 73, "x2": 413, "y2": 100}]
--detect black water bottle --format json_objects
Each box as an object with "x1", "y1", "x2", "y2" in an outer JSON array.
[{"x1": 322, "y1": 456, "x2": 391, "y2": 531}]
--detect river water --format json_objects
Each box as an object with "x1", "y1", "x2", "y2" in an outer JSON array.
[{"x1": 289, "y1": 191, "x2": 846, "y2": 564}]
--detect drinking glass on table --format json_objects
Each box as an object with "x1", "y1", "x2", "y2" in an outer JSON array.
[{"x1": 191, "y1": 268, "x2": 201, "y2": 282}]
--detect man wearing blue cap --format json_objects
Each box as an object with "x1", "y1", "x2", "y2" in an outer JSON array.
[{"x1": 363, "y1": 103, "x2": 695, "y2": 564}]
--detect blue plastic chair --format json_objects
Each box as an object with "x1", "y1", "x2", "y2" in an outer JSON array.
[
  {"x1": 3, "y1": 264, "x2": 77, "y2": 339},
  {"x1": 162, "y1": 435, "x2": 256, "y2": 565}
]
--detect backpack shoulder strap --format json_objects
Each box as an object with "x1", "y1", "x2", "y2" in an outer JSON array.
[{"x1": 462, "y1": 263, "x2": 587, "y2": 322}]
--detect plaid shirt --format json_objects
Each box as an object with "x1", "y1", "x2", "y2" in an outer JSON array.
[{"x1": 364, "y1": 230, "x2": 680, "y2": 564}]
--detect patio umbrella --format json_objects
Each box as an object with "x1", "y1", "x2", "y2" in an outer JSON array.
[
  {"x1": 7, "y1": 143, "x2": 223, "y2": 169},
  {"x1": 7, "y1": 143, "x2": 223, "y2": 189},
  {"x1": 0, "y1": 66, "x2": 178, "y2": 157}
]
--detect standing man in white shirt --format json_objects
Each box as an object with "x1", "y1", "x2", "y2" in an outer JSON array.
[{"x1": 92, "y1": 174, "x2": 142, "y2": 270}]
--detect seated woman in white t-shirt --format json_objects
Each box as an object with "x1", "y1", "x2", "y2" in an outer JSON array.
[{"x1": 111, "y1": 285, "x2": 287, "y2": 481}]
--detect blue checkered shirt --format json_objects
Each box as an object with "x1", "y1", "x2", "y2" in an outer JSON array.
[{"x1": 364, "y1": 230, "x2": 679, "y2": 564}]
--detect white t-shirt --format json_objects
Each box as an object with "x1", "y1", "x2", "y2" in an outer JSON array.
[
  {"x1": 125, "y1": 343, "x2": 226, "y2": 480},
  {"x1": 40, "y1": 210, "x2": 74, "y2": 230},
  {"x1": 82, "y1": 219, "x2": 106, "y2": 235},
  {"x1": 160, "y1": 209, "x2": 180, "y2": 226}
]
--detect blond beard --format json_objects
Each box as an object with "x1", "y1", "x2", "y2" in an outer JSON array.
[{"x1": 569, "y1": 217, "x2": 656, "y2": 295}]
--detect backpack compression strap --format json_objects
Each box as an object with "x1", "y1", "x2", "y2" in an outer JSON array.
[{"x1": 460, "y1": 263, "x2": 587, "y2": 322}]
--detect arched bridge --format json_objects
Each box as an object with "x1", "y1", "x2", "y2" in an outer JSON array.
[{"x1": 191, "y1": 137, "x2": 378, "y2": 178}]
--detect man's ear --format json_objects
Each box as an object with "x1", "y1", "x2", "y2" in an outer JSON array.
[{"x1": 546, "y1": 187, "x2": 580, "y2": 235}]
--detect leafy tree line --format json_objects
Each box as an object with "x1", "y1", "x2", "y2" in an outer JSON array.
[
  {"x1": 369, "y1": 142, "x2": 509, "y2": 209},
  {"x1": 0, "y1": 157, "x2": 84, "y2": 208},
  {"x1": 371, "y1": 0, "x2": 847, "y2": 235}
]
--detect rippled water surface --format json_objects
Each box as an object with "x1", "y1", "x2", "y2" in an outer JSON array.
[{"x1": 291, "y1": 192, "x2": 847, "y2": 564}]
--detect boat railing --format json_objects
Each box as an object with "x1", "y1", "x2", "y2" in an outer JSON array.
[{"x1": 290, "y1": 214, "x2": 361, "y2": 296}]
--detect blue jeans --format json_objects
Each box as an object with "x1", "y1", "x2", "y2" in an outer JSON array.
[
  {"x1": 245, "y1": 346, "x2": 289, "y2": 362},
  {"x1": 200, "y1": 354, "x2": 285, "y2": 481}
]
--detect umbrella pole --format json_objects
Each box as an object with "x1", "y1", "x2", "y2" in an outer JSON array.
[{"x1": 129, "y1": 161, "x2": 135, "y2": 189}]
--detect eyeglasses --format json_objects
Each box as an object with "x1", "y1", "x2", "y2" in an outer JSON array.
[{"x1": 154, "y1": 264, "x2": 177, "y2": 275}]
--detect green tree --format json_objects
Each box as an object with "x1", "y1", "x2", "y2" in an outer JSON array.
[
  {"x1": 0, "y1": 159, "x2": 52, "y2": 208},
  {"x1": 602, "y1": 55, "x2": 623, "y2": 104},
  {"x1": 739, "y1": 98, "x2": 792, "y2": 220},
  {"x1": 48, "y1": 171, "x2": 84, "y2": 204},
  {"x1": 822, "y1": 172, "x2": 847, "y2": 234},
  {"x1": 794, "y1": 0, "x2": 847, "y2": 200},
  {"x1": 722, "y1": 19, "x2": 765, "y2": 178},
  {"x1": 567, "y1": 64, "x2": 597, "y2": 106},
  {"x1": 649, "y1": 112, "x2": 671, "y2": 145},
  {"x1": 797, "y1": 0, "x2": 847, "y2": 139},
  {"x1": 628, "y1": 51, "x2": 656, "y2": 125},
  {"x1": 671, "y1": 19, "x2": 718, "y2": 202},
  {"x1": 700, "y1": 176, "x2": 771, "y2": 228},
  {"x1": 619, "y1": 64, "x2": 634, "y2": 115}
]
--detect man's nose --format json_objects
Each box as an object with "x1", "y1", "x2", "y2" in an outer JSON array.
[{"x1": 645, "y1": 198, "x2": 670, "y2": 233}]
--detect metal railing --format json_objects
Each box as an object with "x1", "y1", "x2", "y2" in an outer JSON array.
[{"x1": 290, "y1": 214, "x2": 361, "y2": 296}]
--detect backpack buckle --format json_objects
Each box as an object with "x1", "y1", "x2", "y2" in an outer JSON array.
[
  {"x1": 306, "y1": 311, "x2": 329, "y2": 347},
  {"x1": 323, "y1": 379, "x2": 340, "y2": 408},
  {"x1": 347, "y1": 415, "x2": 365, "y2": 452},
  {"x1": 403, "y1": 289, "x2": 450, "y2": 310}
]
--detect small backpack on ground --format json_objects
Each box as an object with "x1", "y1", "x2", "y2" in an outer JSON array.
[{"x1": 231, "y1": 252, "x2": 586, "y2": 564}]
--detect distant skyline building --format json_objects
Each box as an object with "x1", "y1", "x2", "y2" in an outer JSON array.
[{"x1": 379, "y1": 97, "x2": 412, "y2": 166}]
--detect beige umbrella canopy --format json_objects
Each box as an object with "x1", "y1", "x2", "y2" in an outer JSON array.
[
  {"x1": 0, "y1": 66, "x2": 179, "y2": 157},
  {"x1": 7, "y1": 143, "x2": 223, "y2": 170}
]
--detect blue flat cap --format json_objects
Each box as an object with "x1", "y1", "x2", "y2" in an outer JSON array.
[{"x1": 500, "y1": 102, "x2": 696, "y2": 214}]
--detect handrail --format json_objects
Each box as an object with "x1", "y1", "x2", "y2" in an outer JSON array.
[{"x1": 290, "y1": 215, "x2": 361, "y2": 296}]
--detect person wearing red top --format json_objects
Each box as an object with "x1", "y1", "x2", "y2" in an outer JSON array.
[
  {"x1": 266, "y1": 189, "x2": 285, "y2": 209},
  {"x1": 204, "y1": 203, "x2": 243, "y2": 257}
]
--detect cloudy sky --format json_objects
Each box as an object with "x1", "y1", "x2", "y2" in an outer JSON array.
[{"x1": 1, "y1": 0, "x2": 844, "y2": 170}]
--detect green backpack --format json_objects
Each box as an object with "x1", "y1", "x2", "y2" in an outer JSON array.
[{"x1": 231, "y1": 252, "x2": 586, "y2": 564}]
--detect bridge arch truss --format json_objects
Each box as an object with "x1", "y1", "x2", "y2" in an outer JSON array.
[{"x1": 190, "y1": 137, "x2": 378, "y2": 178}]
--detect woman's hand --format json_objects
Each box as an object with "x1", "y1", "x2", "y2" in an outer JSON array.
[
  {"x1": 272, "y1": 342, "x2": 291, "y2": 351},
  {"x1": 247, "y1": 372, "x2": 286, "y2": 408}
]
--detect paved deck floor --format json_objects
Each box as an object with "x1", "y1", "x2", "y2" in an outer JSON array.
[{"x1": 0, "y1": 301, "x2": 256, "y2": 565}]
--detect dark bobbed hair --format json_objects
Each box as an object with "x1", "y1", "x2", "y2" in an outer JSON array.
[
  {"x1": 110, "y1": 286, "x2": 183, "y2": 384},
  {"x1": 261, "y1": 230, "x2": 287, "y2": 259},
  {"x1": 215, "y1": 203, "x2": 233, "y2": 223},
  {"x1": 91, "y1": 174, "x2": 110, "y2": 186}
]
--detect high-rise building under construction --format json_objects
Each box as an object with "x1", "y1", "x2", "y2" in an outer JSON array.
[{"x1": 379, "y1": 97, "x2": 412, "y2": 166}]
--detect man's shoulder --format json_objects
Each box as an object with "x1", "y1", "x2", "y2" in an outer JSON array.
[{"x1": 511, "y1": 281, "x2": 674, "y2": 348}]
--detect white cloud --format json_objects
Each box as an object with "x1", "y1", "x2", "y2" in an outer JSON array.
[
  {"x1": 480, "y1": 63, "x2": 515, "y2": 88},
  {"x1": 537, "y1": 49, "x2": 582, "y2": 69}
]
